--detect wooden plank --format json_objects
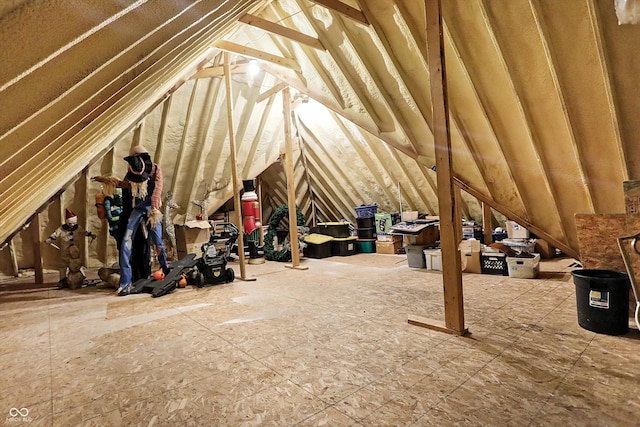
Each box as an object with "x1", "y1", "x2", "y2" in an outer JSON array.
[
  {"x1": 257, "y1": 82, "x2": 288, "y2": 103},
  {"x1": 215, "y1": 40, "x2": 301, "y2": 71},
  {"x1": 423, "y1": 0, "x2": 465, "y2": 334},
  {"x1": 482, "y1": 202, "x2": 493, "y2": 244},
  {"x1": 308, "y1": 0, "x2": 368, "y2": 25},
  {"x1": 224, "y1": 53, "x2": 250, "y2": 280},
  {"x1": 191, "y1": 62, "x2": 252, "y2": 79},
  {"x1": 239, "y1": 14, "x2": 325, "y2": 51},
  {"x1": 408, "y1": 314, "x2": 468, "y2": 336},
  {"x1": 282, "y1": 87, "x2": 303, "y2": 269}
]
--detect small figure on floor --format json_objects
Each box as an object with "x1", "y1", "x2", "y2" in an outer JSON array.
[{"x1": 46, "y1": 208, "x2": 96, "y2": 288}]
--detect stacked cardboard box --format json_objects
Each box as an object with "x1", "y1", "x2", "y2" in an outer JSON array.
[
  {"x1": 459, "y1": 239, "x2": 481, "y2": 274},
  {"x1": 375, "y1": 234, "x2": 402, "y2": 254}
]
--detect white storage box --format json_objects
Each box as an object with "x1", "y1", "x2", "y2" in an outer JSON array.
[
  {"x1": 424, "y1": 249, "x2": 442, "y2": 271},
  {"x1": 506, "y1": 253, "x2": 540, "y2": 279}
]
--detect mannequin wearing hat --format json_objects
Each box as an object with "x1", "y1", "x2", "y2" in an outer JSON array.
[
  {"x1": 46, "y1": 208, "x2": 96, "y2": 287},
  {"x1": 93, "y1": 144, "x2": 169, "y2": 296}
]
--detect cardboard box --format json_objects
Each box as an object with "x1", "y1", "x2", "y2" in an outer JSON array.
[
  {"x1": 377, "y1": 234, "x2": 402, "y2": 243},
  {"x1": 401, "y1": 211, "x2": 419, "y2": 221},
  {"x1": 506, "y1": 220, "x2": 529, "y2": 239},
  {"x1": 376, "y1": 240, "x2": 402, "y2": 254},
  {"x1": 461, "y1": 251, "x2": 481, "y2": 273},
  {"x1": 459, "y1": 240, "x2": 482, "y2": 274},
  {"x1": 175, "y1": 220, "x2": 211, "y2": 259},
  {"x1": 459, "y1": 239, "x2": 481, "y2": 253},
  {"x1": 403, "y1": 225, "x2": 439, "y2": 246}
]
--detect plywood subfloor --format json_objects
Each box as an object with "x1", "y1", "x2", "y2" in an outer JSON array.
[{"x1": 1, "y1": 254, "x2": 638, "y2": 426}]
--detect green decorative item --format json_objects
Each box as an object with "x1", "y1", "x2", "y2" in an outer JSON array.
[{"x1": 264, "y1": 204, "x2": 305, "y2": 262}]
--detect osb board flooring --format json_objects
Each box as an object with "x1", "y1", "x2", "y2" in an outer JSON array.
[
  {"x1": 1, "y1": 254, "x2": 639, "y2": 426},
  {"x1": 575, "y1": 213, "x2": 640, "y2": 271}
]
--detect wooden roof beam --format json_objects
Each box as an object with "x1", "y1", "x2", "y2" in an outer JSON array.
[
  {"x1": 257, "y1": 82, "x2": 288, "y2": 103},
  {"x1": 239, "y1": 13, "x2": 326, "y2": 51},
  {"x1": 191, "y1": 62, "x2": 253, "y2": 79},
  {"x1": 308, "y1": 0, "x2": 368, "y2": 25},
  {"x1": 214, "y1": 40, "x2": 302, "y2": 72}
]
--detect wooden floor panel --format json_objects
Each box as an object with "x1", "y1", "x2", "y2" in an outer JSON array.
[{"x1": 0, "y1": 254, "x2": 638, "y2": 426}]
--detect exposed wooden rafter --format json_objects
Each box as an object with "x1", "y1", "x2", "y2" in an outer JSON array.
[
  {"x1": 214, "y1": 40, "x2": 301, "y2": 71},
  {"x1": 239, "y1": 14, "x2": 325, "y2": 51},
  {"x1": 308, "y1": 0, "x2": 368, "y2": 25}
]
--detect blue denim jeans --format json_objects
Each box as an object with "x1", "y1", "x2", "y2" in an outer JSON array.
[{"x1": 119, "y1": 207, "x2": 168, "y2": 288}]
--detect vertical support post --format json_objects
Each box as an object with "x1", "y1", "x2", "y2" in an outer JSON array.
[
  {"x1": 31, "y1": 214, "x2": 44, "y2": 284},
  {"x1": 224, "y1": 53, "x2": 249, "y2": 280},
  {"x1": 282, "y1": 87, "x2": 303, "y2": 269},
  {"x1": 482, "y1": 202, "x2": 493, "y2": 245},
  {"x1": 409, "y1": 0, "x2": 466, "y2": 335}
]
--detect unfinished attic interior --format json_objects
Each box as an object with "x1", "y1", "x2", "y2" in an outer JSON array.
[{"x1": 2, "y1": 0, "x2": 640, "y2": 425}]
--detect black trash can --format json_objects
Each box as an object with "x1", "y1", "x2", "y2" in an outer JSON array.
[{"x1": 571, "y1": 269, "x2": 630, "y2": 335}]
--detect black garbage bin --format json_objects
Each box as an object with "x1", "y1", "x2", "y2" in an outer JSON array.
[{"x1": 571, "y1": 269, "x2": 630, "y2": 335}]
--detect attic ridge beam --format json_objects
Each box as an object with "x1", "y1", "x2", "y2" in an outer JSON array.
[
  {"x1": 214, "y1": 40, "x2": 301, "y2": 71},
  {"x1": 308, "y1": 0, "x2": 368, "y2": 25},
  {"x1": 239, "y1": 13, "x2": 326, "y2": 50}
]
